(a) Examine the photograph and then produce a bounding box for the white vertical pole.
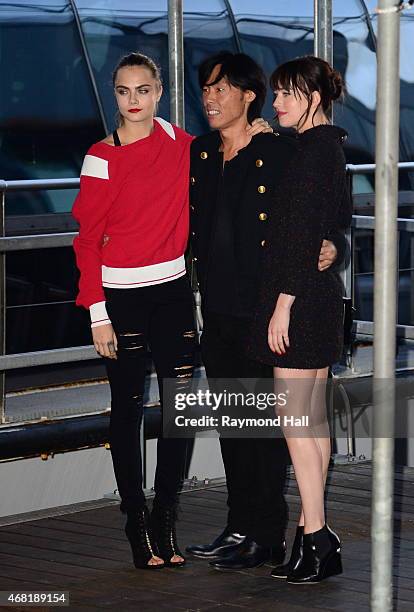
[371,1,400,610]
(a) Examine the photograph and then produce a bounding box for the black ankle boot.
[271,526,304,579]
[151,506,185,567]
[125,507,165,570]
[326,524,341,552]
[287,525,342,584]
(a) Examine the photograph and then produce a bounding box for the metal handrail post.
[314,0,333,126]
[371,1,400,610]
[0,189,5,424]
[314,0,333,65]
[168,0,185,128]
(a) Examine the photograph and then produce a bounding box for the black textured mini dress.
[247,125,352,369]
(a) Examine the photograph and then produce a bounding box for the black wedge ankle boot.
[151,506,186,567]
[125,507,165,570]
[287,525,342,584]
[326,524,341,552]
[271,526,304,579]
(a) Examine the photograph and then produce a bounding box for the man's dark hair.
[198,52,267,124]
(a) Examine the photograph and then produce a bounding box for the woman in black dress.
[248,56,352,584]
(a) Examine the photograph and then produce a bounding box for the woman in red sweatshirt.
[72,53,195,570]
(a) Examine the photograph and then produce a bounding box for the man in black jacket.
[186,52,346,571]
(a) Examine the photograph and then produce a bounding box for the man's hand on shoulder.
[318,239,337,271]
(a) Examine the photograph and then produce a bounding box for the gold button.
[193,257,198,262]
[261,240,266,246]
[200,152,208,159]
[190,177,196,185]
[259,212,267,221]
[258,185,266,194]
[256,159,263,167]
[104,442,111,449]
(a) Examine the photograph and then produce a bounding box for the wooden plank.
[0,531,127,564]
[14,518,127,542]
[0,540,124,571]
[332,464,414,483]
[0,551,103,580]
[0,564,72,588]
[1,524,128,552]
[0,464,413,611]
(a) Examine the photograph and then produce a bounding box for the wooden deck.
[0,462,413,611]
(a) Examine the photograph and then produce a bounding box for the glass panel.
[6,244,91,353]
[235,15,314,121]
[353,228,374,322]
[233,1,413,196]
[183,3,239,135]
[398,228,414,326]
[230,0,364,17]
[0,0,104,213]
[359,6,414,190]
[399,10,414,189]
[0,0,105,361]
[353,225,414,327]
[332,14,377,195]
[234,6,377,186]
[76,0,238,137]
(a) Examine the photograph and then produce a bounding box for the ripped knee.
[118,332,145,351]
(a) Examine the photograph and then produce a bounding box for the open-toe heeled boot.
[125,506,165,570]
[151,506,186,567]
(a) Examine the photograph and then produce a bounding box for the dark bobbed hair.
[112,52,162,87]
[198,52,267,124]
[270,55,345,128]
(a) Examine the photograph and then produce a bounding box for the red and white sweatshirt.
[72,117,193,327]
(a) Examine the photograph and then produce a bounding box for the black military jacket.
[189,130,346,318]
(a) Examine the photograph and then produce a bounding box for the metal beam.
[0,179,80,192]
[0,346,97,371]
[371,1,401,610]
[168,0,185,128]
[0,409,164,460]
[68,0,108,135]
[0,234,77,252]
[222,0,243,53]
[0,161,412,193]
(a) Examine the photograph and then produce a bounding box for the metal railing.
[0,162,414,420]
[352,214,414,341]
[0,178,81,425]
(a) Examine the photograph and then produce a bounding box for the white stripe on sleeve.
[154,117,176,140]
[89,301,110,326]
[81,155,109,180]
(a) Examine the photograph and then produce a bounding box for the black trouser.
[200,311,289,546]
[103,276,196,515]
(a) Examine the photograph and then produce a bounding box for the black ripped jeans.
[103,276,196,515]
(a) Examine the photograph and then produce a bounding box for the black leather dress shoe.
[209,538,277,571]
[185,528,246,559]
